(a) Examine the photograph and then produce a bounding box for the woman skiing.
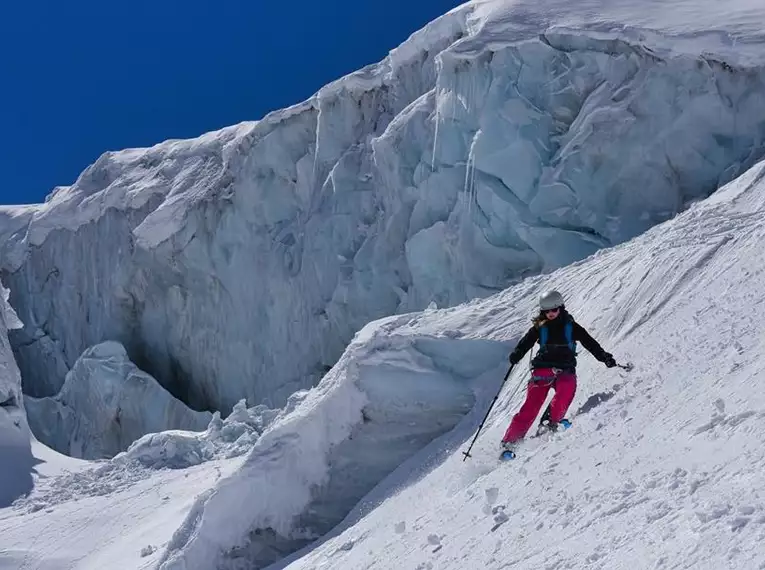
[501,290,616,457]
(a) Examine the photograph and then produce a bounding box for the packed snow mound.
[157,323,509,570]
[4,1,765,419]
[25,341,212,459]
[274,158,765,570]
[0,280,33,508]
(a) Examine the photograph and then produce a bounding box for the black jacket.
[509,311,611,371]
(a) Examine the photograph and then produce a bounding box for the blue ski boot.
[536,418,572,437]
[499,441,517,461]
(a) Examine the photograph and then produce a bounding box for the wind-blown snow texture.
[162,157,765,570]
[4,0,765,425]
[24,341,212,460]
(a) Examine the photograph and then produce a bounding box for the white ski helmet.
[539,289,564,310]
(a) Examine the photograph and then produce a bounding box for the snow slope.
[5,0,765,433]
[154,158,765,569]
[269,155,765,570]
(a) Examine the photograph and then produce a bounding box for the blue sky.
[0,1,461,205]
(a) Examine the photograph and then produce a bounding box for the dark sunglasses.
[544,307,561,314]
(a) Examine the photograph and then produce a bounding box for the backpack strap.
[539,319,576,352]
[564,320,576,352]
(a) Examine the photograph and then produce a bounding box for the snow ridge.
[157,319,508,570]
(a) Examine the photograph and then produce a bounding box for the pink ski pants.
[502,368,577,444]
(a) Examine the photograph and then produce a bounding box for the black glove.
[603,354,617,368]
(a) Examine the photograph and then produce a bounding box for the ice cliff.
[3,0,765,441]
[3,0,765,568]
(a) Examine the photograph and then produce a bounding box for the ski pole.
[462,364,516,461]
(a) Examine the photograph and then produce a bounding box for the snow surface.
[0,455,245,570]
[5,0,765,427]
[467,0,765,65]
[24,341,212,459]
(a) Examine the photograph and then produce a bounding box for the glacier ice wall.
[3,10,765,422]
[25,341,212,459]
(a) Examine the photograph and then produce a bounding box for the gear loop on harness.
[530,367,565,386]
